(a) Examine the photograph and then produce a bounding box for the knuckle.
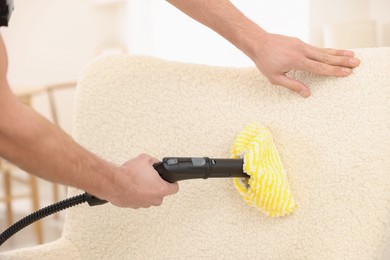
[338,66,350,75]
[291,37,301,44]
[138,153,149,161]
[342,56,352,66]
[317,62,327,74]
[323,54,330,64]
[293,38,305,50]
[161,185,170,195]
[321,48,333,65]
[153,198,163,206]
[289,81,298,91]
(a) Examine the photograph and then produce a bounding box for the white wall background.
[370,0,390,46]
[1,0,128,89]
[310,0,371,47]
[311,0,390,48]
[0,0,128,132]
[128,0,310,67]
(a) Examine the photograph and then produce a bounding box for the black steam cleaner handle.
[86,157,248,206]
[154,157,247,182]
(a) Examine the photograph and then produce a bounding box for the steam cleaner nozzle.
[154,157,247,183]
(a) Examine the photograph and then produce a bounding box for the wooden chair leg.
[52,183,60,219]
[3,169,13,226]
[29,175,44,244]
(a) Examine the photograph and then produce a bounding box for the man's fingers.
[306,47,360,69]
[165,182,179,195]
[297,45,360,77]
[136,153,160,165]
[273,76,310,98]
[309,46,355,57]
[302,59,353,77]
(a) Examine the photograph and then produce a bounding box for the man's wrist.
[77,153,120,201]
[234,23,269,62]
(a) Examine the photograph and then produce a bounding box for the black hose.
[0,193,88,247]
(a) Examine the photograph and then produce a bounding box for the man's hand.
[166,0,361,98]
[106,154,179,208]
[249,33,361,97]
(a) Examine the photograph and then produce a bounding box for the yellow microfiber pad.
[231,123,297,217]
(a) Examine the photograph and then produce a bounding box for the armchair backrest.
[63,48,390,259]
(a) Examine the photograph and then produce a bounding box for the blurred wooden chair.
[0,82,77,245]
[0,158,41,243]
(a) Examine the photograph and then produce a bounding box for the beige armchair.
[1,48,389,259]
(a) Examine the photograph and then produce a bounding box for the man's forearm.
[166,0,266,59]
[0,82,117,200]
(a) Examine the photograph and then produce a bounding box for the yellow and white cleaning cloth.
[231,123,297,217]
